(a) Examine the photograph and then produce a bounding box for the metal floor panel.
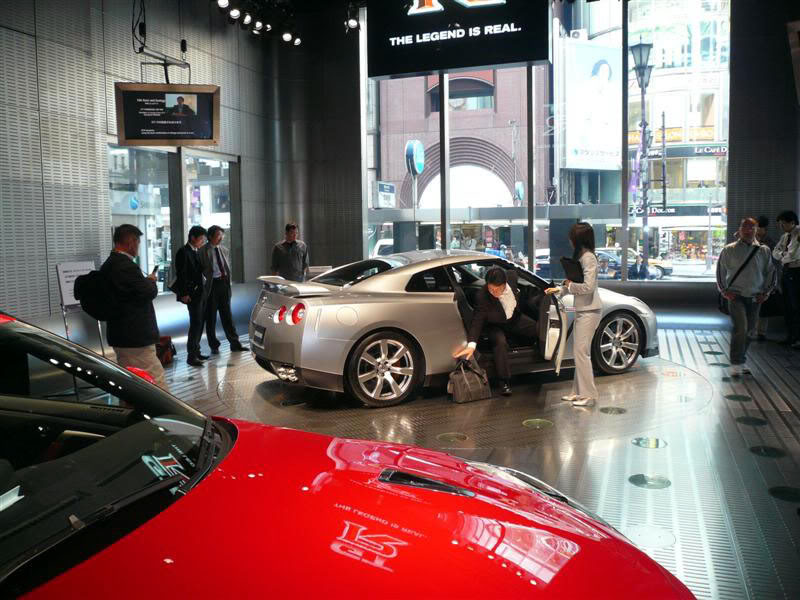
[167,332,800,599]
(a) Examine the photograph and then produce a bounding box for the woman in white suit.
[545,222,603,406]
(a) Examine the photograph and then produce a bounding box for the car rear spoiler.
[257,276,333,298]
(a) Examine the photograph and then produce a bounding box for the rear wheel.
[592,312,642,374]
[346,331,423,407]
[655,266,665,279]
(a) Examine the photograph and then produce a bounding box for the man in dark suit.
[174,225,209,367]
[202,225,248,354]
[101,224,167,389]
[454,266,539,396]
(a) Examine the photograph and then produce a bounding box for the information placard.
[367,0,550,79]
[56,262,95,308]
[115,83,220,146]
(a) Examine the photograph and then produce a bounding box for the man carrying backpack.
[100,224,167,389]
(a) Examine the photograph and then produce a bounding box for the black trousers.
[783,268,800,342]
[205,277,240,349]
[187,296,206,360]
[485,314,539,381]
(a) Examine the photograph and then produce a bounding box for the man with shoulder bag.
[716,218,776,377]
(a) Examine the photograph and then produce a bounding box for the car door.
[513,266,568,375]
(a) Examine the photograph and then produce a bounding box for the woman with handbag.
[545,222,602,407]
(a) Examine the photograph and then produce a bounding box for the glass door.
[182,151,233,257]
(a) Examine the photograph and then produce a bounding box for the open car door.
[537,293,568,375]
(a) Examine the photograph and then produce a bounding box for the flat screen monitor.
[114,83,220,146]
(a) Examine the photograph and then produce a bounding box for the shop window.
[429,79,495,113]
[108,146,171,292]
[184,154,232,258]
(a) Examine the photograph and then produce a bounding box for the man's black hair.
[207,225,224,240]
[113,224,143,245]
[757,215,769,228]
[285,222,298,233]
[486,266,507,286]
[777,210,799,225]
[188,225,207,241]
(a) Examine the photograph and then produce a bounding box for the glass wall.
[108,146,171,292]
[362,0,730,283]
[183,153,233,256]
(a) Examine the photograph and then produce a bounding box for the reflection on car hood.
[28,420,691,599]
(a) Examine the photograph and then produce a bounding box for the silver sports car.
[249,251,659,407]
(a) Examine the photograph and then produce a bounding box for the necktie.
[216,247,227,278]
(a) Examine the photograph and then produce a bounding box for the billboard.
[367,0,550,79]
[115,83,220,146]
[563,39,622,171]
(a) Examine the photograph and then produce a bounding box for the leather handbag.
[448,356,492,404]
[718,246,759,315]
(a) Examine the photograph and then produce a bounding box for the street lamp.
[630,36,654,272]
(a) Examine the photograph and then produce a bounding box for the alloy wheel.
[599,315,640,370]
[357,339,415,402]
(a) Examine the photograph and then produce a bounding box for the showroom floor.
[165,329,800,600]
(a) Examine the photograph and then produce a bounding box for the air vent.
[378,469,475,498]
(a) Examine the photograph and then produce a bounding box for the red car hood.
[26,419,693,599]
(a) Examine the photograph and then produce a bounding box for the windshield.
[0,318,211,581]
[312,258,407,287]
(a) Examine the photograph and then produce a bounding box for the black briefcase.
[448,357,492,404]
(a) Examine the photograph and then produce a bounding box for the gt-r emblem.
[407,0,507,16]
[331,521,409,572]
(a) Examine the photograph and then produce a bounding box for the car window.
[378,245,394,256]
[312,258,407,287]
[406,268,453,293]
[0,318,216,587]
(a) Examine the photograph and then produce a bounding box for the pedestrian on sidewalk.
[773,210,800,348]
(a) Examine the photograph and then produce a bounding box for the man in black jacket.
[454,267,538,396]
[100,224,167,389]
[174,225,209,367]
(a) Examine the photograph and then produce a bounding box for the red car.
[0,314,694,598]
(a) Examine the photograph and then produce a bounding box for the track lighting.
[282,31,293,43]
[242,12,252,25]
[254,20,263,31]
[293,36,302,46]
[227,7,240,24]
[216,0,229,9]
[345,3,359,31]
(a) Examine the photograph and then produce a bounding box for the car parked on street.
[0,313,691,599]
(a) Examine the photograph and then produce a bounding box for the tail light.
[0,315,16,324]
[126,366,156,385]
[274,305,288,324]
[288,303,306,326]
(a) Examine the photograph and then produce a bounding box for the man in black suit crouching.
[454,266,538,396]
[174,225,209,367]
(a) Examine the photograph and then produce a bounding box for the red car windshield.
[0,318,213,586]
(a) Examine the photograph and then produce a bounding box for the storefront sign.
[632,204,726,218]
[630,144,728,159]
[367,0,549,78]
[115,83,220,146]
[376,182,397,208]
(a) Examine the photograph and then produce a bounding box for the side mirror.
[126,366,156,385]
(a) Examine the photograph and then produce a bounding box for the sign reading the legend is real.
[367,0,550,78]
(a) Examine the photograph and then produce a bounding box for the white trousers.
[113,345,169,391]
[571,309,602,399]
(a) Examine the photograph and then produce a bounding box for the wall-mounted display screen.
[367,0,550,79]
[114,83,220,146]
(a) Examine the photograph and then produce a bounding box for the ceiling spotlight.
[345,3,359,31]
[282,31,293,42]
[265,23,273,32]
[254,20,263,31]
[216,0,229,8]
[293,36,302,46]
[229,8,240,19]
[242,13,252,25]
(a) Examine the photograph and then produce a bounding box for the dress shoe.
[561,394,578,402]
[197,354,211,360]
[187,357,205,367]
[501,383,512,396]
[210,347,220,355]
[571,396,594,407]
[231,344,248,352]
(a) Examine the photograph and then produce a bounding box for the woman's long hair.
[569,222,596,260]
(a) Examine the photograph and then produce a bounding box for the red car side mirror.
[126,366,156,385]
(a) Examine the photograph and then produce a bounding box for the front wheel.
[655,266,665,279]
[592,312,642,374]
[346,331,424,407]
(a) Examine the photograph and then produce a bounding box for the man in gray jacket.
[717,217,776,377]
